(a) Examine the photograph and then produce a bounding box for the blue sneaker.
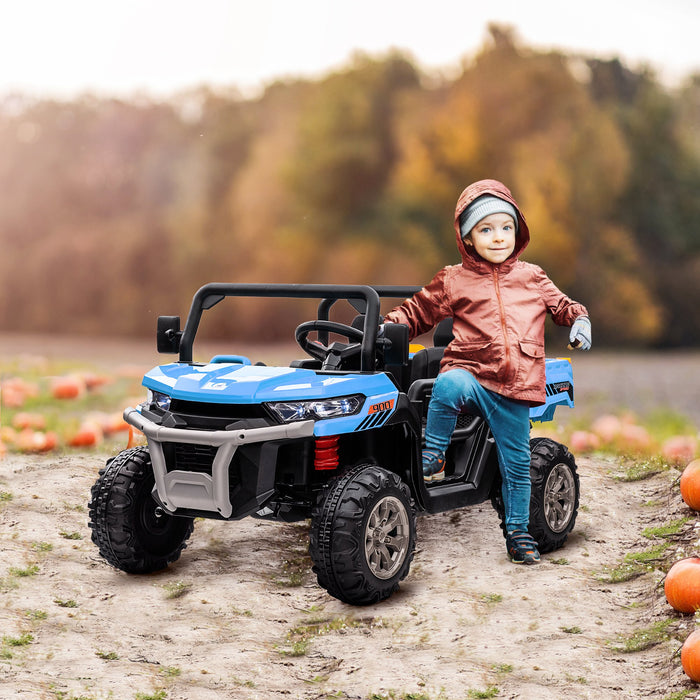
[422,450,446,482]
[506,530,541,564]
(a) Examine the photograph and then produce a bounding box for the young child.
[383,179,591,565]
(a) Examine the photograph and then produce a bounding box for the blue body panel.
[142,355,573,435]
[530,358,574,423]
[142,362,399,436]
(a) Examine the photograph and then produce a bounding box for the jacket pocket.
[518,339,545,359]
[450,339,493,355]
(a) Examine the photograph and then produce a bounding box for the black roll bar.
[178,283,390,371]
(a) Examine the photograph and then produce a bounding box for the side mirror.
[157,316,182,354]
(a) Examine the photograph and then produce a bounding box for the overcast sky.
[2,0,699,99]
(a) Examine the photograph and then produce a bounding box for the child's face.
[465,213,517,264]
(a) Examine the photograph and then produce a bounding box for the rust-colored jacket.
[385,179,588,406]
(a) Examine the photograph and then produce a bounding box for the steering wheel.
[295,320,365,367]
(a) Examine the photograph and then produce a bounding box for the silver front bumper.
[124,407,315,518]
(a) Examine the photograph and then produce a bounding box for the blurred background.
[0,0,699,348]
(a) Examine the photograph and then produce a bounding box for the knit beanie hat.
[459,195,519,240]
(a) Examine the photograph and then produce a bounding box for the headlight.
[266,395,363,423]
[144,389,172,412]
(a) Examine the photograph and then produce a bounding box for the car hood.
[142,362,391,403]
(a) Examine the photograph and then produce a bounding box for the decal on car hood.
[142,362,393,403]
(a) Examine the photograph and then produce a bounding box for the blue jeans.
[425,369,531,531]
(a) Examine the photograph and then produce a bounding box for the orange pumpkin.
[51,375,86,400]
[665,558,700,613]
[682,629,700,681]
[67,422,103,448]
[15,429,57,453]
[12,412,46,431]
[681,459,700,511]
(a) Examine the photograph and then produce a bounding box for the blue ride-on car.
[89,283,580,605]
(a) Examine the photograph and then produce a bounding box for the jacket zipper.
[493,267,511,384]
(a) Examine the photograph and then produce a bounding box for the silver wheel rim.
[364,496,410,580]
[544,463,576,533]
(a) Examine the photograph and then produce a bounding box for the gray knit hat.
[459,195,519,240]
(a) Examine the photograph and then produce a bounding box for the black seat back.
[409,318,454,384]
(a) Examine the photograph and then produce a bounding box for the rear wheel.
[309,464,416,605]
[491,437,579,553]
[88,447,194,573]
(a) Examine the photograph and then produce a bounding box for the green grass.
[9,564,40,577]
[614,456,672,482]
[610,619,674,652]
[31,541,53,553]
[597,541,672,584]
[642,517,690,539]
[25,609,47,621]
[95,650,119,660]
[1,632,34,658]
[279,615,369,657]
[135,691,167,700]
[161,580,191,599]
[467,688,499,699]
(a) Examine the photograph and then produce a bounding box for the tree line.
[1,25,698,347]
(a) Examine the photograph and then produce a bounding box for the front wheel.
[309,464,416,605]
[88,447,195,573]
[491,437,580,554]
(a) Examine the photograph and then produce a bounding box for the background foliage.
[1,26,698,347]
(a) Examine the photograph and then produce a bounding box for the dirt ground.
[1,337,699,699]
[0,449,695,700]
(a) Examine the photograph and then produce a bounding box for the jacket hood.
[453,179,530,267]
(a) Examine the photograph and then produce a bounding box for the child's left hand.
[568,316,592,350]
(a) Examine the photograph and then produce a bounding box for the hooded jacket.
[384,179,588,406]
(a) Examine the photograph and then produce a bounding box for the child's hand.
[568,317,591,350]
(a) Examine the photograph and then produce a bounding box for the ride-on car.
[89,283,580,605]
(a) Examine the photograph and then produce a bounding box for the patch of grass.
[596,542,670,583]
[59,530,83,540]
[598,559,646,583]
[161,580,191,599]
[479,593,503,604]
[54,598,79,608]
[560,625,583,634]
[0,491,13,504]
[135,691,167,700]
[9,564,40,578]
[95,649,119,660]
[369,694,438,700]
[642,517,690,539]
[3,632,34,647]
[646,409,697,444]
[662,690,694,700]
[614,456,671,482]
[549,557,569,565]
[279,615,369,657]
[31,541,53,553]
[25,609,47,621]
[610,619,674,653]
[468,687,499,699]
[491,663,513,673]
[625,542,670,563]
[1,632,34,658]
[160,666,181,678]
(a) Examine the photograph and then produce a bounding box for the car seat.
[408,318,454,384]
